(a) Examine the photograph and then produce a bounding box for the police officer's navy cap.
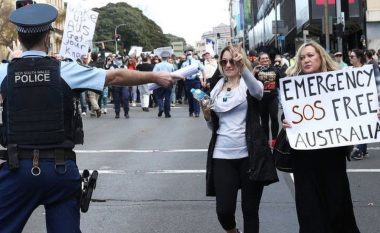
[160,50,171,58]
[9,3,58,34]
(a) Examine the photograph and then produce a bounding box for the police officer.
[0,4,181,233]
[153,50,175,118]
[181,49,206,117]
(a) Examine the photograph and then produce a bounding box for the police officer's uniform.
[181,50,205,117]
[0,4,106,233]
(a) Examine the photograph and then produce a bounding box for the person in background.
[283,41,362,233]
[103,56,117,113]
[200,44,277,233]
[182,49,206,117]
[368,49,378,64]
[366,49,377,66]
[136,55,154,112]
[349,49,369,160]
[176,54,186,104]
[168,55,178,107]
[273,54,288,109]
[87,52,102,118]
[78,54,90,116]
[333,51,348,69]
[273,54,288,76]
[153,51,174,118]
[202,51,218,92]
[247,49,258,68]
[127,57,138,107]
[253,52,281,147]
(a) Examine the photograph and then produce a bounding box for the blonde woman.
[283,41,360,233]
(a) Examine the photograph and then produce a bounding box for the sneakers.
[363,152,369,158]
[236,229,243,233]
[142,107,149,112]
[131,102,136,107]
[350,148,363,160]
[81,112,87,116]
[102,108,107,114]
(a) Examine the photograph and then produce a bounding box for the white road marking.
[75,149,207,153]
[347,169,380,172]
[81,169,380,175]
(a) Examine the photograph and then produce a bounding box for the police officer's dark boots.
[115,112,120,119]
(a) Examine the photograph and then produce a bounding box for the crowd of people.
[35,44,219,120]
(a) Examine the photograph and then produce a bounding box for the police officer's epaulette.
[78,63,94,69]
[61,58,73,62]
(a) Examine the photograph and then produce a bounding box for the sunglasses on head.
[219,59,235,67]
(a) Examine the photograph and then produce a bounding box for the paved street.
[23,104,379,233]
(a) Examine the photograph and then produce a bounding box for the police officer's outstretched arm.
[105,68,183,87]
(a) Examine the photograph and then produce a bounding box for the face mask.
[115,60,122,67]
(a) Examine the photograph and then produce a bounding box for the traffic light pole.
[324,0,330,52]
[114,24,127,54]
[336,0,343,53]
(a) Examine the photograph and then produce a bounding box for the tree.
[92,2,185,53]
[0,0,17,49]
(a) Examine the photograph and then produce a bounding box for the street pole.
[114,24,127,54]
[274,0,278,49]
[324,0,330,52]
[336,0,343,53]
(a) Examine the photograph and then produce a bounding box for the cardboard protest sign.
[59,2,98,60]
[280,65,380,150]
[154,47,173,57]
[128,46,143,57]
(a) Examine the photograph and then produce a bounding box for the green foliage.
[165,33,186,44]
[93,2,185,54]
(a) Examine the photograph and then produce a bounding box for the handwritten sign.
[59,2,98,60]
[128,46,143,57]
[154,47,173,57]
[280,65,380,150]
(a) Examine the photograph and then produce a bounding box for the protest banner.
[128,46,143,57]
[154,47,173,57]
[59,2,98,60]
[280,65,380,150]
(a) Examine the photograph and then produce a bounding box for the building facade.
[39,0,65,55]
[366,0,380,50]
[0,0,65,60]
[196,23,231,56]
[233,0,375,57]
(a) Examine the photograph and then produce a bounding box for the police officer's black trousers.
[0,159,82,233]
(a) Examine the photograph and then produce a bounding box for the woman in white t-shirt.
[201,45,278,233]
